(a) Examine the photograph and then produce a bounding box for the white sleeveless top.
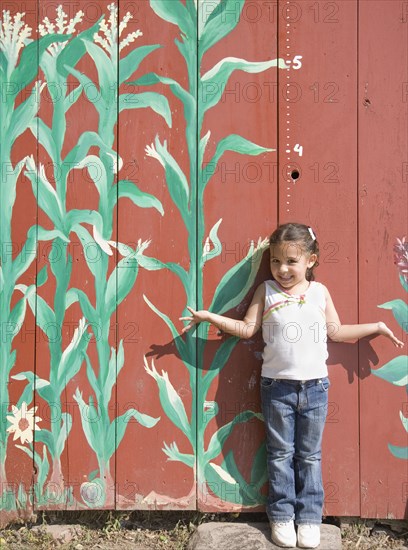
[261,280,328,380]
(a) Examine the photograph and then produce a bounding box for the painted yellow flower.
[6,402,42,444]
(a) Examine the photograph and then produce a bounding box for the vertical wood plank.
[0,0,38,524]
[34,0,118,510]
[116,0,196,509]
[359,0,408,519]
[278,0,360,516]
[197,0,279,511]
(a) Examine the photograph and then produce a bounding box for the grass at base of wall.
[0,510,407,549]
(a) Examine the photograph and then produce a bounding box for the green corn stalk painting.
[1,3,169,512]
[372,237,408,460]
[50,3,168,508]
[134,0,287,507]
[0,8,74,509]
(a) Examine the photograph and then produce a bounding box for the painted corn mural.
[2,2,166,512]
[372,237,408,460]
[137,0,286,509]
[0,0,407,522]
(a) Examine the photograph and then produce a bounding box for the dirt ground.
[0,512,407,549]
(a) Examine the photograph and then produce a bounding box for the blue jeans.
[260,377,329,525]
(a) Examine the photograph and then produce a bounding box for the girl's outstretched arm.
[180,283,265,339]
[324,286,405,348]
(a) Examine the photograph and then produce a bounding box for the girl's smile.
[270,241,317,294]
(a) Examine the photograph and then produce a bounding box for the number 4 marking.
[294,144,303,157]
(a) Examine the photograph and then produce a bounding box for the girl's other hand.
[377,321,405,348]
[179,306,209,334]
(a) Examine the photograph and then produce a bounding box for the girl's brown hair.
[269,222,320,281]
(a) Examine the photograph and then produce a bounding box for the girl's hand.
[179,306,209,334]
[377,322,405,348]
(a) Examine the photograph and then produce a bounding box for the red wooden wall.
[0,0,407,525]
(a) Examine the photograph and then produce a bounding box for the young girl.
[181,222,404,549]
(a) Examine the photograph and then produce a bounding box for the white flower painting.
[6,402,42,445]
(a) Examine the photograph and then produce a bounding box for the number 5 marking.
[292,55,303,70]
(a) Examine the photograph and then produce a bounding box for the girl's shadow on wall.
[145,333,380,382]
[327,335,379,383]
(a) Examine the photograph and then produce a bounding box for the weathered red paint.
[359,0,408,520]
[2,0,406,522]
[278,0,360,517]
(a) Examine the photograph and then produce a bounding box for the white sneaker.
[297,524,321,548]
[270,520,297,547]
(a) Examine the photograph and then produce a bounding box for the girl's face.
[269,241,317,292]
